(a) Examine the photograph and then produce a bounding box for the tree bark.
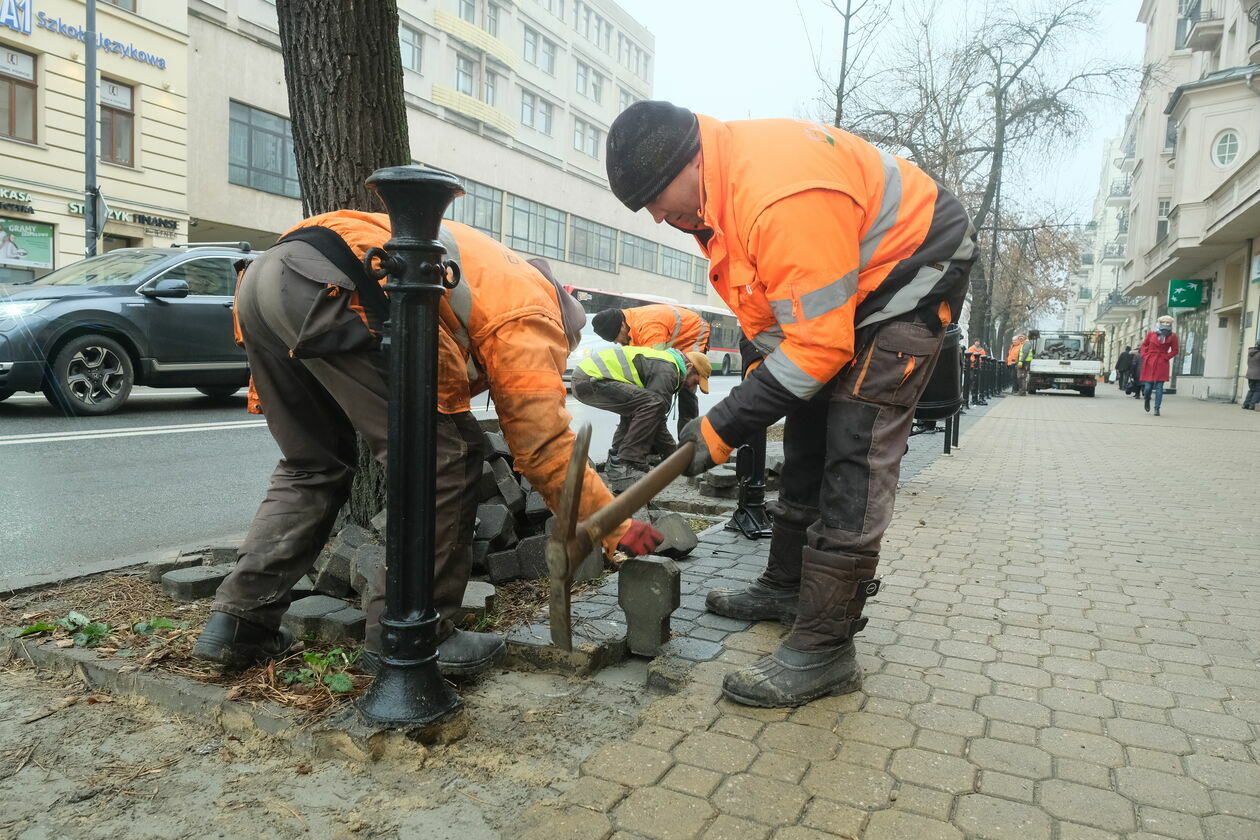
[275,0,410,526]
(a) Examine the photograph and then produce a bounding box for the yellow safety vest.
[578,346,685,386]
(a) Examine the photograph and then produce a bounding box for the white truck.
[1026,331,1106,397]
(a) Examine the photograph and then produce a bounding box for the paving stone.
[319,606,366,640]
[887,747,976,793]
[478,461,497,501]
[474,503,517,549]
[460,581,496,621]
[1105,718,1192,754]
[1114,767,1213,815]
[1185,754,1260,794]
[280,595,350,638]
[864,810,962,840]
[368,508,386,537]
[660,763,723,798]
[160,564,233,601]
[1138,806,1207,840]
[756,721,839,761]
[954,793,1053,840]
[712,773,809,825]
[524,491,551,527]
[673,730,758,774]
[701,816,769,840]
[582,741,674,787]
[1039,687,1116,718]
[347,543,385,595]
[655,636,723,663]
[909,703,986,737]
[1037,728,1124,766]
[483,431,512,461]
[617,555,681,657]
[565,776,628,813]
[801,799,866,836]
[515,535,549,580]
[506,616,625,675]
[863,673,931,703]
[966,737,1052,779]
[832,712,916,748]
[1038,779,1136,833]
[1169,708,1256,741]
[976,770,1035,802]
[748,749,809,783]
[801,759,895,809]
[976,695,1052,727]
[613,787,715,840]
[486,549,520,584]
[650,512,699,559]
[1202,815,1260,840]
[491,458,526,515]
[146,552,204,582]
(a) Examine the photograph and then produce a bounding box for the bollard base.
[357,660,464,730]
[726,504,773,539]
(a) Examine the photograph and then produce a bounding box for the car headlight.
[0,300,52,321]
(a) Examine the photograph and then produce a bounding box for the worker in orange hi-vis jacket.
[604,101,976,708]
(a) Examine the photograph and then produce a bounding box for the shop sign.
[0,216,53,269]
[67,202,181,238]
[0,44,34,80]
[0,186,35,215]
[0,0,31,37]
[33,12,168,70]
[1167,278,1207,309]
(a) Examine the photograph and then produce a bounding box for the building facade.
[0,0,189,284]
[2,0,719,306]
[1084,0,1260,400]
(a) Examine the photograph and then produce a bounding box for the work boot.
[1154,407,1161,416]
[706,516,809,626]
[1144,393,1151,412]
[192,611,298,669]
[721,640,861,707]
[358,629,506,677]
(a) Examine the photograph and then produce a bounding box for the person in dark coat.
[1116,346,1133,391]
[1127,351,1143,398]
[1243,338,1260,410]
[1140,316,1179,415]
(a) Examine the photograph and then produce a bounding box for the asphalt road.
[0,379,738,583]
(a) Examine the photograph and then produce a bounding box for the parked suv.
[0,244,254,415]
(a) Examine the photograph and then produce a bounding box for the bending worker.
[571,345,710,482]
[591,303,711,436]
[193,210,663,673]
[605,101,975,708]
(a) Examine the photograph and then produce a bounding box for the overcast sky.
[614,0,1147,219]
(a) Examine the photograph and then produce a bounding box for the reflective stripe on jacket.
[624,304,710,352]
[692,115,974,406]
[578,345,686,386]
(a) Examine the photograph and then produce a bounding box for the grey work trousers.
[570,370,675,465]
[212,240,484,649]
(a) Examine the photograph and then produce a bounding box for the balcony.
[430,85,516,135]
[433,9,518,70]
[1095,291,1142,324]
[1185,0,1224,51]
[1106,178,1132,206]
[1102,242,1126,263]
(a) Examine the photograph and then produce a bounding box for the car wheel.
[721,355,732,376]
[196,385,242,399]
[43,335,134,416]
[1081,387,1095,397]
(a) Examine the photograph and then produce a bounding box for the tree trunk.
[275,0,410,526]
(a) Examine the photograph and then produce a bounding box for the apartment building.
[0,0,189,284]
[1084,0,1260,399]
[187,0,716,305]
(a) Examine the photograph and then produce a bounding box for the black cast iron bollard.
[726,429,774,539]
[357,165,466,728]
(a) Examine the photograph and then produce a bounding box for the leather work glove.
[618,520,665,556]
[678,416,733,477]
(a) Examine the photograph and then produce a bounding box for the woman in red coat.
[1140,315,1179,416]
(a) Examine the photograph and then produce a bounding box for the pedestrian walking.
[1116,345,1133,391]
[570,344,710,481]
[1140,315,1179,416]
[604,101,974,707]
[1128,351,1144,398]
[1243,337,1260,410]
[592,303,710,437]
[192,211,662,675]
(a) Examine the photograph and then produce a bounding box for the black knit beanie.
[606,101,700,211]
[592,309,626,342]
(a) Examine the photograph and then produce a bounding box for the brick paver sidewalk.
[522,389,1260,840]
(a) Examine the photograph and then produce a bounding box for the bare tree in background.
[802,0,890,125]
[275,0,411,525]
[987,209,1081,343]
[831,0,1133,347]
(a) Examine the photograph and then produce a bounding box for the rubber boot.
[721,547,877,707]
[1144,392,1151,412]
[706,518,808,626]
[192,611,299,669]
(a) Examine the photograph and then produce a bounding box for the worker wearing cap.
[571,345,711,482]
[592,304,711,437]
[604,101,975,707]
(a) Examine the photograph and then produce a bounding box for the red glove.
[618,520,664,556]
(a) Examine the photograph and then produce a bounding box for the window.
[0,46,36,144]
[575,60,604,102]
[159,258,236,297]
[458,0,476,23]
[542,0,565,19]
[1165,118,1178,150]
[445,178,503,240]
[570,216,616,271]
[228,101,300,198]
[617,34,649,79]
[691,256,708,293]
[399,24,423,73]
[523,27,557,74]
[618,87,638,114]
[520,90,554,135]
[1175,0,1192,49]
[573,117,601,157]
[507,194,566,260]
[620,233,658,272]
[1213,130,1240,167]
[455,54,475,96]
[100,79,134,166]
[574,2,612,51]
[486,3,500,36]
[483,69,499,105]
[661,246,691,282]
[1157,199,1171,241]
[101,0,136,10]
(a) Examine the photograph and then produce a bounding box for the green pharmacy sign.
[0,216,53,269]
[1167,278,1206,309]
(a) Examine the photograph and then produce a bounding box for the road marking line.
[0,419,268,445]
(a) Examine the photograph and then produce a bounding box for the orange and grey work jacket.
[241,210,628,552]
[624,303,710,353]
[687,116,975,457]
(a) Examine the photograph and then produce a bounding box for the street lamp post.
[84,0,99,257]
[356,165,465,728]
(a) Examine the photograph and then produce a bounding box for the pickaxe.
[546,422,694,650]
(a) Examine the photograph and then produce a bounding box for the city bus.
[562,284,744,377]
